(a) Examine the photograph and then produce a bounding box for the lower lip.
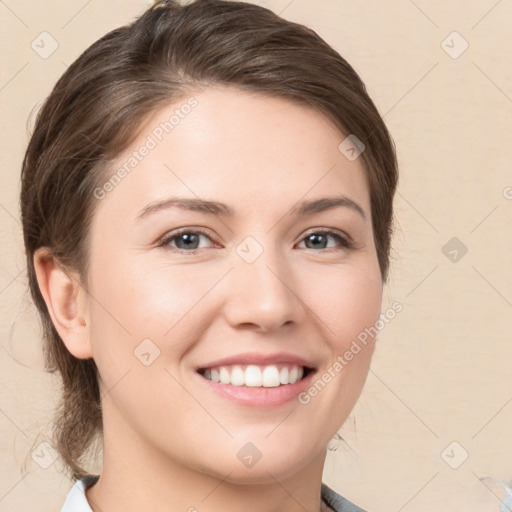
[195,370,316,407]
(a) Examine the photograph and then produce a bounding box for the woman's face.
[84,85,382,483]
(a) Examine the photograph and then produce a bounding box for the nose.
[222,240,303,332]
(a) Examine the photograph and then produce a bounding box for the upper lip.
[196,352,316,370]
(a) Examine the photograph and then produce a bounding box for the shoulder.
[321,482,368,512]
[61,475,100,512]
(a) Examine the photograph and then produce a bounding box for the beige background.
[1,0,511,511]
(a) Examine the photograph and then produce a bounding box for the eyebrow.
[135,195,367,221]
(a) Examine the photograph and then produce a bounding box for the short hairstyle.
[20,0,398,479]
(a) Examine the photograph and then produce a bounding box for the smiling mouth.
[197,363,314,388]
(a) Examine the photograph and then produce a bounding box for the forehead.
[92,85,370,223]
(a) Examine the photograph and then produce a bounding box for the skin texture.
[34,84,383,512]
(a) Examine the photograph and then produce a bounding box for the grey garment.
[63,475,366,512]
[321,483,367,512]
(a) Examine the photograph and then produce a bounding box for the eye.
[297,229,354,251]
[158,227,355,254]
[158,229,217,253]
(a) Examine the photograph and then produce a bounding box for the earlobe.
[33,247,93,359]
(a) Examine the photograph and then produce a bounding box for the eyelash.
[157,228,355,254]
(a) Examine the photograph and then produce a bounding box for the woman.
[20,1,398,511]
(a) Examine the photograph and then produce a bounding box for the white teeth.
[202,364,306,387]
[219,367,230,384]
[230,365,245,386]
[245,365,262,387]
[262,365,280,387]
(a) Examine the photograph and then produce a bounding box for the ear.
[33,247,93,359]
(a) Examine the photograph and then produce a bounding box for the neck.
[85,403,329,512]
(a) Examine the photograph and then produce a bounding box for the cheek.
[295,265,381,432]
[89,248,382,353]
[90,253,201,331]
[304,260,383,351]
[87,257,223,371]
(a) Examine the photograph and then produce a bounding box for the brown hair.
[20,0,398,480]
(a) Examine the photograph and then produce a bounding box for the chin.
[210,457,315,486]
[194,435,325,485]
